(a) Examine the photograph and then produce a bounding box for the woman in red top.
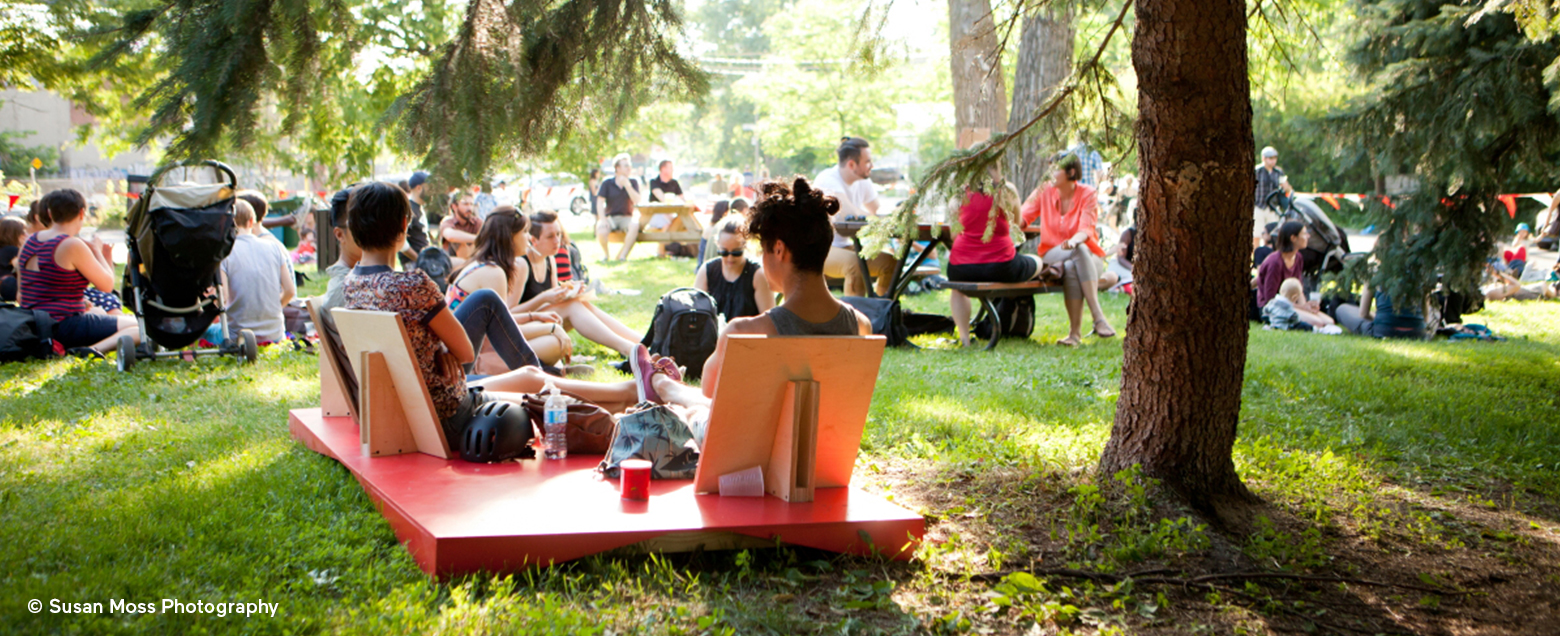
[18,189,139,354]
[947,166,1041,346]
[1019,154,1116,346]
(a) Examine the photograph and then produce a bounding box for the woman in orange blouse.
[1019,154,1117,346]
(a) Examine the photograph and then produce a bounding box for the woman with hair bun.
[459,177,871,433]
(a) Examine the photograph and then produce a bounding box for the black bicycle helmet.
[460,400,535,463]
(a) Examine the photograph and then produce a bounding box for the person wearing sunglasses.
[694,216,775,322]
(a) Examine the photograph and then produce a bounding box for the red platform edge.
[288,408,925,577]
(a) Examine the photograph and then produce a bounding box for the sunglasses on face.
[717,249,744,258]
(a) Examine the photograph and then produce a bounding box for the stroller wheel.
[116,335,136,372]
[239,329,258,364]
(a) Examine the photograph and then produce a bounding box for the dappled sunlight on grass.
[0,356,84,401]
[5,240,1560,633]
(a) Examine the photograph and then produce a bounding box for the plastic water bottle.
[543,381,567,460]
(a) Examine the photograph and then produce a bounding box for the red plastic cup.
[620,459,651,500]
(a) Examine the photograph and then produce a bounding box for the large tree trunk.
[948,0,1008,143]
[1005,10,1073,196]
[1097,0,1259,520]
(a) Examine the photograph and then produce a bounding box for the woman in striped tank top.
[18,189,139,354]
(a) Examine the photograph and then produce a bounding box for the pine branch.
[871,0,1131,251]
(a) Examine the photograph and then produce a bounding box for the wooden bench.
[939,280,1063,351]
[284,331,924,573]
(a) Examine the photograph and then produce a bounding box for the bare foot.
[1056,335,1081,347]
[1091,320,1117,338]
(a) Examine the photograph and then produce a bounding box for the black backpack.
[840,296,912,347]
[414,246,454,293]
[0,304,58,363]
[640,287,721,380]
[973,296,1035,340]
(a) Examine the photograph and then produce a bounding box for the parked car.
[520,173,591,215]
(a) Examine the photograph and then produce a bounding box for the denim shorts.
[53,313,122,348]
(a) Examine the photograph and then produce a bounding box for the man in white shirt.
[221,199,296,344]
[814,137,896,297]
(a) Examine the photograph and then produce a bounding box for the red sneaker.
[628,345,662,404]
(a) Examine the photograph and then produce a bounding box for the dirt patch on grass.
[857,456,1560,635]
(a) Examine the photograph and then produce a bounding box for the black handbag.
[840,296,911,347]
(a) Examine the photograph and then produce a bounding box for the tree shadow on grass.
[1242,331,1560,521]
[869,452,1560,635]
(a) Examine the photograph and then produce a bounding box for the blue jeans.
[453,289,541,372]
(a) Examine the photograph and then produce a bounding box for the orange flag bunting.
[1497,194,1518,218]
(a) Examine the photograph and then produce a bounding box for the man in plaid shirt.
[1067,140,1105,187]
[1254,146,1292,211]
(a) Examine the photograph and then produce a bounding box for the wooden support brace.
[360,351,418,457]
[320,344,353,417]
[766,380,820,503]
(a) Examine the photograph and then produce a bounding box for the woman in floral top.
[343,182,506,440]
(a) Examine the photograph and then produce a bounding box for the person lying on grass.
[461,177,871,440]
[1482,262,1558,302]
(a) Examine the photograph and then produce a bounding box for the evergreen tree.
[1332,0,1560,303]
[80,0,706,183]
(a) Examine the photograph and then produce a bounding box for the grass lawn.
[3,232,1559,634]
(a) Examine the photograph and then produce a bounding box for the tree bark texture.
[1098,0,1258,516]
[1005,10,1073,196]
[948,0,1009,138]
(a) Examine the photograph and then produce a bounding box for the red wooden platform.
[289,408,925,577]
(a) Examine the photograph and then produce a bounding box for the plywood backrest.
[329,308,449,458]
[308,297,357,419]
[692,335,886,495]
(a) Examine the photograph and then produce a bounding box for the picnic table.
[832,220,1042,301]
[633,202,703,243]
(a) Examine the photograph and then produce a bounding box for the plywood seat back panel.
[693,335,886,495]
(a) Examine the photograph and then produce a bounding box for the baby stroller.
[116,160,256,371]
[1260,191,1353,286]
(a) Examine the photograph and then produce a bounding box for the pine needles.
[83,0,708,184]
[1330,0,1560,303]
[867,0,1131,252]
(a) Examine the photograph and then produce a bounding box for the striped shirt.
[18,235,89,320]
[554,245,573,283]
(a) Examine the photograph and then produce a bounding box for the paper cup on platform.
[718,465,765,497]
[620,459,652,500]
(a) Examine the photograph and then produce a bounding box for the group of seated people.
[1482,222,1559,302]
[592,156,705,262]
[1248,216,1560,338]
[943,154,1126,347]
[320,172,781,382]
[332,176,867,446]
[4,191,140,355]
[0,187,308,356]
[1253,220,1427,337]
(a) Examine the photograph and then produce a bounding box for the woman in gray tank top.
[767,305,859,336]
[469,176,869,420]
